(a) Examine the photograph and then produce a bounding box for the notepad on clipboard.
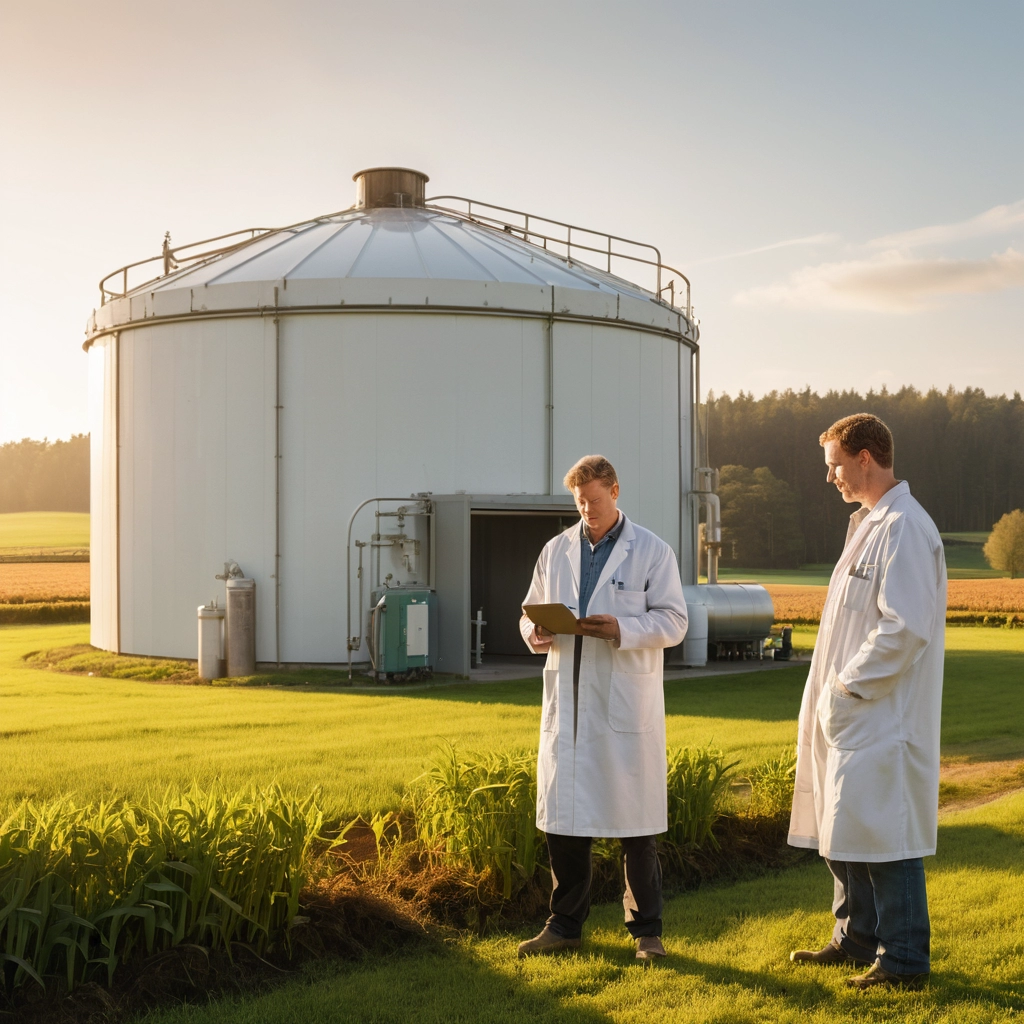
[523,603,582,635]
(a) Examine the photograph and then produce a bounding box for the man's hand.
[578,614,620,646]
[530,624,555,649]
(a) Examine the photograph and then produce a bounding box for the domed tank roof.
[87,172,695,344]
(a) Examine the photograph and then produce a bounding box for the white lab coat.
[789,481,947,862]
[519,515,688,837]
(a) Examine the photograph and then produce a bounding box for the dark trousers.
[826,857,930,975]
[544,832,663,939]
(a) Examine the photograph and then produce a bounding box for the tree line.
[0,436,90,513]
[707,386,1024,567]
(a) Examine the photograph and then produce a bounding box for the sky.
[1,0,1021,443]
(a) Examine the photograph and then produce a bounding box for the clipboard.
[523,603,581,635]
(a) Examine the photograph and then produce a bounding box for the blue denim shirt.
[578,512,625,618]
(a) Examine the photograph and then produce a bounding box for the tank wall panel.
[110,309,689,662]
[278,313,547,663]
[88,338,118,650]
[551,322,683,557]
[118,320,275,659]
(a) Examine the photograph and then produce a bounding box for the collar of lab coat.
[565,513,636,600]
[845,480,909,546]
[863,479,910,523]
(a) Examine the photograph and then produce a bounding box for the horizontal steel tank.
[680,584,775,665]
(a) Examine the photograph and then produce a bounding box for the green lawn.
[141,790,1024,1024]
[714,566,836,586]
[3,624,1022,817]
[0,510,90,553]
[0,624,809,816]
[4,622,1023,1021]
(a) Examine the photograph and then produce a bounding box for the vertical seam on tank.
[114,330,122,654]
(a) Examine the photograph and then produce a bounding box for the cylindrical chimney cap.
[353,167,429,209]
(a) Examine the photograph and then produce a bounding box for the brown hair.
[563,455,618,491]
[819,413,894,469]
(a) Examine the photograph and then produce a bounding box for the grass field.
[719,532,1009,584]
[138,790,1024,1024]
[3,622,1022,1021]
[2,624,1022,817]
[0,510,89,553]
[0,624,808,815]
[716,566,836,586]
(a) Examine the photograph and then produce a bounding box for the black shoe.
[846,960,929,991]
[517,927,581,959]
[790,939,873,967]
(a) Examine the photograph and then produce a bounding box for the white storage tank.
[85,168,700,675]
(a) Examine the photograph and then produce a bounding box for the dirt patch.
[939,757,1024,812]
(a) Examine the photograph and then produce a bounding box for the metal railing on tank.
[98,228,278,306]
[426,195,692,318]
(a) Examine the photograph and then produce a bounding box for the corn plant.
[745,747,797,818]
[408,743,540,900]
[0,785,331,994]
[664,746,736,852]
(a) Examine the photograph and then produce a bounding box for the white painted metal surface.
[88,207,695,341]
[406,603,429,657]
[86,187,698,664]
[88,338,118,651]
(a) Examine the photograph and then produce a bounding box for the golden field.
[0,561,90,602]
[766,578,1024,624]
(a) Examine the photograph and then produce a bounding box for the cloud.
[869,200,1024,250]
[734,248,1024,312]
[690,232,839,267]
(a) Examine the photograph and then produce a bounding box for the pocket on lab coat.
[816,669,884,750]
[612,590,647,617]
[842,575,874,613]
[608,671,657,733]
[542,668,558,733]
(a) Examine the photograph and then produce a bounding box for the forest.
[0,435,90,513]
[708,386,1024,565]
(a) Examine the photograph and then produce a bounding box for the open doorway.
[470,511,578,656]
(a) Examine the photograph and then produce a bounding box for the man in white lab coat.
[789,414,946,991]
[516,455,688,961]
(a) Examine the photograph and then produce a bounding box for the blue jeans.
[826,858,930,975]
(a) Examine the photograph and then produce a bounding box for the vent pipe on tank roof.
[353,167,429,209]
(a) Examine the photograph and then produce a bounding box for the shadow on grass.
[933,821,1024,873]
[301,665,811,722]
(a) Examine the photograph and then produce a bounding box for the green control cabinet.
[369,589,438,681]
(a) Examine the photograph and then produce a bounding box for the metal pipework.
[471,608,487,667]
[346,497,433,681]
[693,467,722,584]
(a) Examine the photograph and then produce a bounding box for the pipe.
[84,305,699,352]
[691,346,701,584]
[346,497,432,681]
[546,316,554,495]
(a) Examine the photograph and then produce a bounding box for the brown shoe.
[846,960,929,991]
[517,927,581,959]
[636,936,667,960]
[790,939,873,967]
